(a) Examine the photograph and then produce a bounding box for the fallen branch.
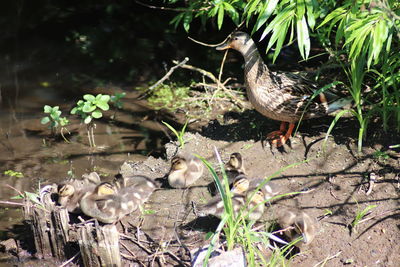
[147,57,189,93]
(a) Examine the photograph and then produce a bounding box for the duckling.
[168,155,204,188]
[114,174,158,205]
[80,182,137,224]
[276,208,316,246]
[244,190,265,221]
[197,190,265,221]
[57,172,101,213]
[217,32,351,146]
[225,152,246,174]
[231,175,282,201]
[196,194,245,219]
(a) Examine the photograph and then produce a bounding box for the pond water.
[0,80,169,235]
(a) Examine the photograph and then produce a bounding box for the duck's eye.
[233,37,238,41]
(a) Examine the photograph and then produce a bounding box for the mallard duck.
[167,155,204,188]
[276,208,316,245]
[232,174,282,201]
[197,190,265,221]
[57,172,101,213]
[224,152,246,184]
[114,174,158,204]
[217,31,351,146]
[80,182,137,224]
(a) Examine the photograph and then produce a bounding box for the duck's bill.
[216,43,231,50]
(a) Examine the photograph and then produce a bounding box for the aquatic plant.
[71,94,110,147]
[41,105,70,141]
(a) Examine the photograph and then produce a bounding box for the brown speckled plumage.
[217,32,350,145]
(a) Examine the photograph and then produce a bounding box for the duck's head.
[232,175,250,194]
[95,182,116,196]
[227,152,243,170]
[247,190,264,206]
[216,31,252,52]
[58,184,75,197]
[170,157,188,171]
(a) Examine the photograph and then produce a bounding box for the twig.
[147,57,189,93]
[120,233,153,255]
[365,172,377,195]
[0,200,24,206]
[172,61,245,108]
[313,250,342,267]
[135,0,210,12]
[357,208,399,225]
[59,251,80,267]
[5,184,23,196]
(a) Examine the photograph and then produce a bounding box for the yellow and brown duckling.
[224,152,246,184]
[276,208,316,246]
[217,31,351,146]
[168,155,204,188]
[114,174,158,204]
[57,172,101,213]
[232,174,282,201]
[79,182,137,224]
[197,190,265,221]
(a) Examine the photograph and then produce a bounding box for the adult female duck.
[217,31,350,146]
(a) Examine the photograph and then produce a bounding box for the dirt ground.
[114,110,400,266]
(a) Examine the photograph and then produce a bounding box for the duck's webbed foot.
[266,122,295,147]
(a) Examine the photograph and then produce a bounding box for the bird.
[216,31,351,146]
[224,152,246,183]
[167,154,204,188]
[232,174,282,201]
[275,208,316,246]
[114,174,158,205]
[79,182,137,224]
[57,172,101,213]
[196,189,265,221]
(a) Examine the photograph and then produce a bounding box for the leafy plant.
[4,170,23,178]
[162,120,189,148]
[165,0,400,152]
[197,149,306,265]
[71,94,110,147]
[110,92,126,109]
[41,105,70,141]
[350,202,377,233]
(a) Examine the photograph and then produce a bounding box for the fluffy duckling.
[232,175,282,201]
[197,190,265,221]
[196,194,245,219]
[276,208,316,246]
[114,174,158,205]
[57,172,101,213]
[80,182,137,224]
[168,155,204,188]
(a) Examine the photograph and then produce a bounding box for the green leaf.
[82,103,96,113]
[70,107,78,114]
[170,13,184,29]
[296,0,306,18]
[43,105,52,113]
[296,15,310,59]
[96,102,109,111]
[84,116,92,124]
[183,12,193,32]
[91,110,103,119]
[253,0,279,33]
[223,2,239,25]
[83,94,95,101]
[217,4,224,30]
[41,117,50,125]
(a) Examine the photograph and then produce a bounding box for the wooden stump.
[23,185,122,266]
[79,224,121,267]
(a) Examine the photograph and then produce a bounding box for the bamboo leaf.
[217,4,224,30]
[296,15,310,59]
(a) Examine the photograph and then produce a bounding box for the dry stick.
[312,250,342,267]
[172,61,245,108]
[59,251,80,267]
[357,208,399,225]
[135,0,210,12]
[148,57,189,93]
[0,200,24,206]
[5,184,23,196]
[211,49,229,103]
[120,233,153,255]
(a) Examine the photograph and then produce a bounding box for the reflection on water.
[0,84,169,233]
